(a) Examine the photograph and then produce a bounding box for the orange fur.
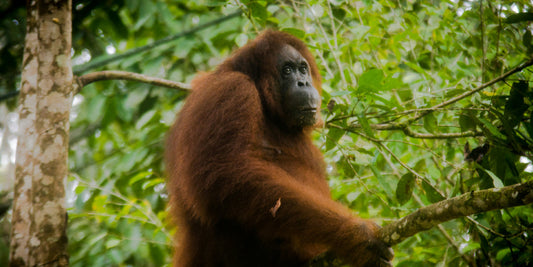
[166,30,390,267]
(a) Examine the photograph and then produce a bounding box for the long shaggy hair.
[165,30,389,267]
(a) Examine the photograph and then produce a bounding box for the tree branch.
[407,57,533,123]
[75,71,191,94]
[338,122,482,139]
[0,11,242,103]
[379,179,533,246]
[399,125,480,139]
[334,57,533,137]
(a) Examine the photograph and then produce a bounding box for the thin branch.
[75,70,191,94]
[335,125,447,199]
[341,122,482,139]
[436,224,476,266]
[327,107,489,125]
[0,12,241,102]
[328,57,533,138]
[408,57,533,123]
[399,127,480,139]
[379,179,533,246]
[71,174,172,240]
[305,1,347,85]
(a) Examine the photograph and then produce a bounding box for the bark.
[379,180,533,246]
[9,0,72,266]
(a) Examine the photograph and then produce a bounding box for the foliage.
[0,1,25,108]
[66,1,245,266]
[2,0,533,266]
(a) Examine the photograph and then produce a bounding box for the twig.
[305,1,347,85]
[326,57,533,139]
[399,126,480,139]
[75,70,191,94]
[408,57,533,123]
[334,124,447,199]
[342,122,482,139]
[333,57,533,139]
[0,11,241,102]
[436,224,476,266]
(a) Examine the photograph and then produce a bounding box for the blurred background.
[1,0,533,266]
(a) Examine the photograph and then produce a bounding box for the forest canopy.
[1,0,533,266]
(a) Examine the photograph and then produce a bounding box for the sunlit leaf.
[281,28,306,38]
[480,168,504,188]
[105,238,121,249]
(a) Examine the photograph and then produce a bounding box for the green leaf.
[235,33,248,47]
[480,168,504,188]
[370,165,393,195]
[331,7,347,20]
[92,195,108,211]
[125,87,150,110]
[504,81,528,128]
[87,94,107,123]
[329,90,351,97]
[505,12,533,24]
[527,111,533,139]
[357,114,375,138]
[117,148,149,174]
[396,173,415,205]
[478,117,507,141]
[250,2,268,24]
[459,113,476,132]
[105,238,121,249]
[142,178,165,190]
[523,30,533,52]
[134,0,155,30]
[74,184,85,195]
[325,127,345,151]
[346,191,360,203]
[206,0,227,7]
[423,112,437,133]
[460,242,481,253]
[421,180,445,203]
[496,248,512,261]
[337,158,356,178]
[129,171,154,185]
[281,28,306,39]
[136,110,157,130]
[357,69,384,93]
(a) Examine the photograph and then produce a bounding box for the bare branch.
[75,70,191,94]
[379,180,533,246]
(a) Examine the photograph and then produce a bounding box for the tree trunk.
[10,0,72,266]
